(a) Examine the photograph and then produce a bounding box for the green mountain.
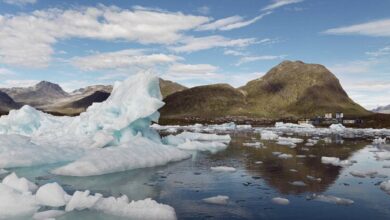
[160,61,369,121]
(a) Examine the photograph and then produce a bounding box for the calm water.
[4,129,390,220]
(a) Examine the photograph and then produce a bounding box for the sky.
[0,0,389,109]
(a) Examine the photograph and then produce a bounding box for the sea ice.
[35,182,70,207]
[349,171,378,178]
[271,197,290,205]
[0,183,39,218]
[321,156,353,167]
[203,195,229,205]
[176,139,228,153]
[2,172,37,193]
[278,153,293,159]
[260,130,279,140]
[308,194,354,205]
[210,166,237,172]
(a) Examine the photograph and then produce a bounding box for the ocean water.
[3,130,390,220]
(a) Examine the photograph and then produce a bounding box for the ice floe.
[321,156,353,167]
[210,166,237,172]
[271,197,290,205]
[307,194,354,205]
[35,182,70,207]
[203,195,229,205]
[2,172,37,193]
[0,73,190,176]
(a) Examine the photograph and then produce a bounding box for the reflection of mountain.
[210,134,366,195]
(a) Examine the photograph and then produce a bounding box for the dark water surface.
[5,130,390,220]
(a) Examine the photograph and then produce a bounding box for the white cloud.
[323,19,390,37]
[197,11,271,31]
[366,46,390,57]
[166,63,219,79]
[0,79,39,88]
[344,81,390,109]
[0,5,209,68]
[0,67,14,76]
[329,60,378,74]
[224,50,247,56]
[262,0,304,11]
[2,0,36,6]
[236,55,285,66]
[72,49,182,71]
[170,35,257,53]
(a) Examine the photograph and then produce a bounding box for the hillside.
[159,78,188,98]
[160,60,370,121]
[0,91,19,114]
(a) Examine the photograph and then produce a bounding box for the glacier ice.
[271,197,290,205]
[202,195,229,205]
[35,182,70,207]
[0,72,189,176]
[2,172,37,193]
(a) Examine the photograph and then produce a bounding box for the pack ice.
[0,72,190,176]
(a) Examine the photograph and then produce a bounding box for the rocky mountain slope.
[160,61,369,121]
[0,91,19,114]
[372,105,390,114]
[0,81,69,107]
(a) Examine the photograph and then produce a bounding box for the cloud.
[344,81,390,109]
[72,49,182,71]
[262,0,304,11]
[236,55,285,66]
[0,5,209,68]
[328,60,378,74]
[166,63,219,79]
[170,35,257,53]
[224,50,247,56]
[366,46,390,57]
[323,19,390,37]
[197,11,271,31]
[0,67,14,76]
[2,0,36,6]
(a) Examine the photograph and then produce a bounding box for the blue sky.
[0,0,389,109]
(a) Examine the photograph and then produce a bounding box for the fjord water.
[4,130,390,220]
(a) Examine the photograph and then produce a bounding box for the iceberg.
[271,197,290,205]
[0,72,189,176]
[202,195,229,205]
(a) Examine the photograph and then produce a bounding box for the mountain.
[1,81,69,107]
[0,91,19,114]
[159,78,187,98]
[160,60,369,121]
[372,105,390,114]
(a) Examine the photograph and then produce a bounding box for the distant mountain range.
[160,61,369,121]
[0,61,375,121]
[0,78,187,116]
[372,105,390,114]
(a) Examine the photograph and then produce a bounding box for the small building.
[343,119,355,124]
[324,113,332,119]
[335,112,344,119]
[298,119,313,125]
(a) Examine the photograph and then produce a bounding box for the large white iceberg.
[0,72,189,176]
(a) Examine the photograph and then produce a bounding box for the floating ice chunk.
[375,152,390,160]
[272,151,282,156]
[350,171,378,178]
[260,130,279,140]
[271,197,289,205]
[2,172,37,193]
[243,142,263,148]
[380,180,390,194]
[255,161,263,164]
[278,153,293,159]
[329,124,345,131]
[33,210,66,220]
[53,136,190,176]
[321,156,353,167]
[290,169,298,172]
[94,196,177,220]
[36,182,70,207]
[296,155,307,158]
[164,131,231,145]
[210,166,236,172]
[203,195,229,205]
[65,190,102,211]
[290,181,306,186]
[176,140,227,153]
[275,122,314,129]
[306,175,321,182]
[0,183,39,218]
[308,194,354,205]
[277,137,303,147]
